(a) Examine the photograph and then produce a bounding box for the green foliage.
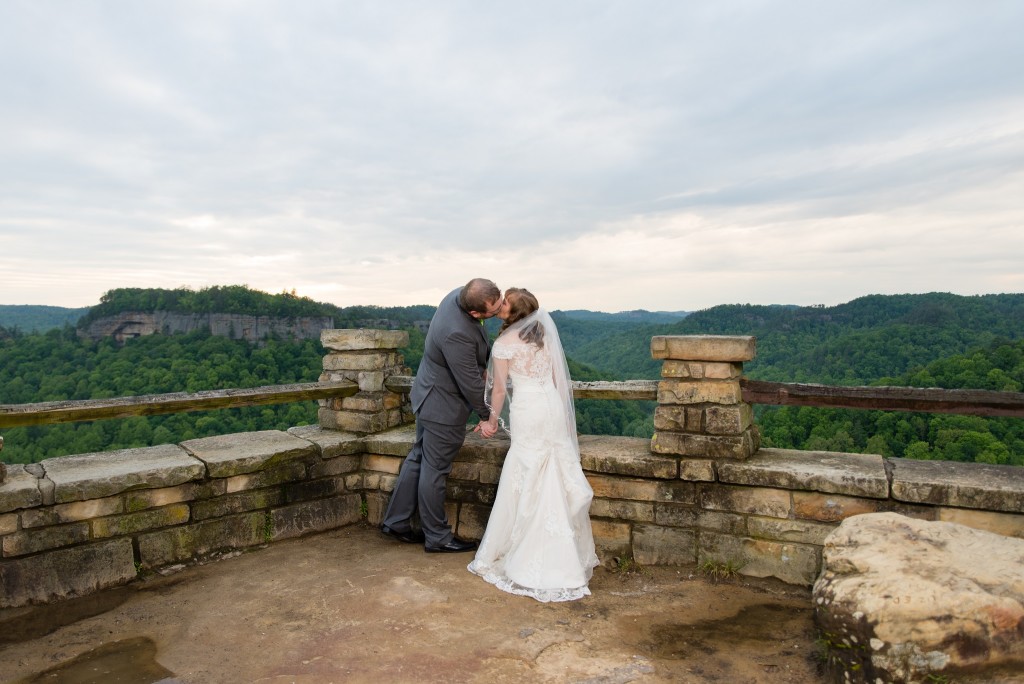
[698,558,746,582]
[3,290,1023,466]
[0,329,324,464]
[757,338,1024,465]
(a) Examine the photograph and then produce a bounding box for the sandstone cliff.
[78,311,334,344]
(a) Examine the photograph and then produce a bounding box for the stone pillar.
[649,335,760,460]
[318,330,413,434]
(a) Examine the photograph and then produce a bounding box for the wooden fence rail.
[0,381,358,429]
[740,379,1024,418]
[2,377,1022,430]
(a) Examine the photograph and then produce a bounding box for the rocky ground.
[1,524,825,683]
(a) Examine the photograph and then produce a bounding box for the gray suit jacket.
[411,287,492,425]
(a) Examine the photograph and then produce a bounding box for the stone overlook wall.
[1,331,1023,610]
[79,311,334,344]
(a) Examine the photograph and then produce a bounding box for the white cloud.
[1,1,1023,311]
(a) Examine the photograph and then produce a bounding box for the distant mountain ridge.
[556,309,689,323]
[0,305,91,332]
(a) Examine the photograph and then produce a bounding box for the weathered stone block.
[657,379,742,405]
[814,513,1024,682]
[679,459,717,482]
[309,455,361,479]
[450,462,482,482]
[126,481,224,511]
[651,335,756,362]
[654,502,697,528]
[458,434,512,465]
[633,524,696,566]
[0,513,17,535]
[287,425,365,458]
[651,429,758,460]
[718,448,888,498]
[456,502,492,540]
[363,454,402,475]
[696,510,748,535]
[320,329,408,351]
[700,484,791,518]
[704,404,753,435]
[660,360,701,378]
[223,463,306,494]
[361,424,416,456]
[21,495,123,528]
[591,519,631,559]
[182,430,317,478]
[270,494,362,540]
[653,406,690,432]
[936,507,1024,538]
[590,498,655,522]
[478,464,502,485]
[364,491,389,525]
[284,477,346,503]
[890,458,1024,513]
[318,408,392,434]
[0,538,135,608]
[91,504,191,537]
[587,474,662,501]
[792,491,882,522]
[3,522,90,556]
[747,516,836,546]
[340,392,392,412]
[192,490,283,521]
[322,351,400,371]
[40,444,203,505]
[446,482,495,505]
[0,465,43,513]
[578,435,677,479]
[137,512,266,569]
[703,362,742,380]
[699,531,820,585]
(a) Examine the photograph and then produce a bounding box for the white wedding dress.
[468,311,599,602]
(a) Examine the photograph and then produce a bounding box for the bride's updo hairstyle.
[500,288,544,348]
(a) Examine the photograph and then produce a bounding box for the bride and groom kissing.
[380,278,599,603]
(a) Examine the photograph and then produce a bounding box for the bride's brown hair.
[499,288,544,348]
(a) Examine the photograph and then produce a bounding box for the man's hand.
[474,417,499,439]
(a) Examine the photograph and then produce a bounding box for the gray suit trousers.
[382,418,466,547]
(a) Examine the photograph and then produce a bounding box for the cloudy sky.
[2,1,1022,313]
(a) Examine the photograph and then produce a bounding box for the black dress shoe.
[424,537,478,553]
[380,524,425,544]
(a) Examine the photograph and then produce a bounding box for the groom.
[381,278,503,552]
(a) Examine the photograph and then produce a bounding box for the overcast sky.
[2,1,1022,313]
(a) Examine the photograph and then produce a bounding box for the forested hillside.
[0,305,91,333]
[80,286,435,330]
[2,290,1022,465]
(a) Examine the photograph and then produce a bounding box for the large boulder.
[813,512,1024,683]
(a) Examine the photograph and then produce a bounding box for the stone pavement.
[0,524,823,683]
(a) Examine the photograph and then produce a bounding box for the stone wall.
[2,332,1022,609]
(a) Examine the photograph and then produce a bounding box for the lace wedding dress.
[468,310,599,602]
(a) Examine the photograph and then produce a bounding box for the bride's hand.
[476,415,498,438]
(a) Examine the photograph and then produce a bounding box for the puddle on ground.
[0,587,133,647]
[636,602,813,660]
[11,637,180,684]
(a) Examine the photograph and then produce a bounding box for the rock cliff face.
[79,312,334,344]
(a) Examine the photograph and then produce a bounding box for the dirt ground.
[0,523,825,683]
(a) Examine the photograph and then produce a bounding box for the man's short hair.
[460,278,501,312]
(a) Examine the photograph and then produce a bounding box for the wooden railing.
[2,376,1022,431]
[0,381,358,429]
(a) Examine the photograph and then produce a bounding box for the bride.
[469,288,599,602]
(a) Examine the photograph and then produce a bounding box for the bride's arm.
[477,357,509,437]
